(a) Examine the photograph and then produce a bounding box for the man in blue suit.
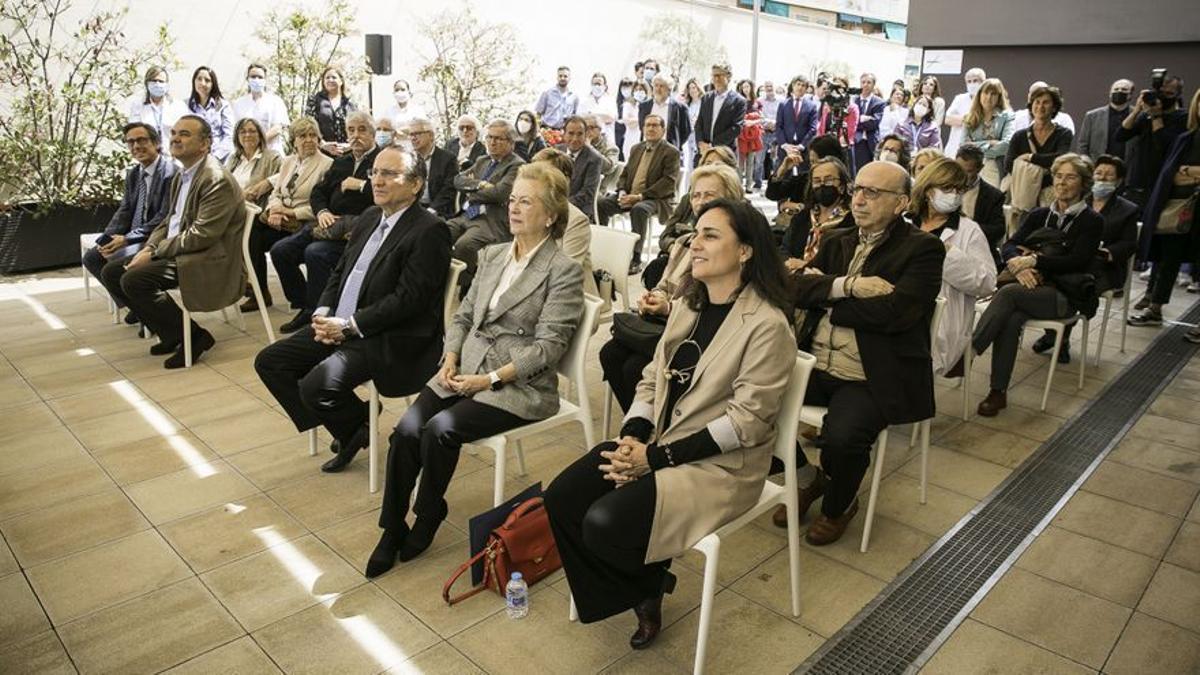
[694,63,746,163]
[83,122,176,323]
[851,73,887,177]
[775,75,820,163]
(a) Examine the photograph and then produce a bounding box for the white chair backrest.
[241,203,262,262]
[559,295,603,386]
[589,225,640,281]
[931,295,947,344]
[774,352,818,464]
[444,259,466,330]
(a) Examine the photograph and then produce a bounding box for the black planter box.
[0,202,119,275]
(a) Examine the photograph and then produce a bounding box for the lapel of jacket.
[487,239,556,322]
[178,157,215,226]
[652,297,695,430]
[361,205,422,283]
[689,286,761,387]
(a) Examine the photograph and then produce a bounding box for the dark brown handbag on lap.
[442,497,561,605]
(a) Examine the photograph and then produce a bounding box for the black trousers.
[84,247,135,308]
[379,387,527,530]
[108,258,199,346]
[247,221,290,300]
[253,326,374,445]
[973,284,1071,391]
[597,195,658,260]
[269,226,346,311]
[1148,231,1200,305]
[796,370,889,518]
[598,338,652,413]
[640,253,669,290]
[544,441,665,623]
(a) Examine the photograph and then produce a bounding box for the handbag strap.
[443,546,493,606]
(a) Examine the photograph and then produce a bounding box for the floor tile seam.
[1099,555,1200,672]
[150,632,256,674]
[1122,428,1200,455]
[166,510,314,578]
[1076,482,1198,520]
[1003,561,1149,612]
[1100,452,1200,485]
[194,562,371,636]
[960,616,1109,673]
[50,574,210,637]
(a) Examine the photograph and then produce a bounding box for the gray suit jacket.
[434,240,584,420]
[1075,105,1120,160]
[454,153,525,243]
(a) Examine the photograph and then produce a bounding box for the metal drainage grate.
[798,299,1200,675]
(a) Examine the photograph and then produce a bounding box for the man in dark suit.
[84,122,176,323]
[775,76,820,163]
[638,74,691,150]
[851,73,887,177]
[271,111,381,333]
[956,145,1007,261]
[445,120,525,288]
[556,116,603,219]
[408,117,457,218]
[255,145,452,473]
[1074,79,1134,160]
[694,63,746,163]
[786,161,944,545]
[596,114,680,271]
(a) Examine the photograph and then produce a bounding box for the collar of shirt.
[506,235,551,267]
[378,204,408,233]
[179,156,205,181]
[142,156,162,181]
[1049,199,1087,220]
[857,226,887,247]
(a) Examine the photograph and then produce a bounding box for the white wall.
[96,0,907,118]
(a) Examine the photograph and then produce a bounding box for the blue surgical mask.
[247,77,266,94]
[633,91,648,103]
[1092,181,1118,198]
[147,82,168,99]
[375,130,394,148]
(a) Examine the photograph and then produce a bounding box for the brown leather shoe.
[804,499,859,546]
[630,572,675,650]
[772,469,828,528]
[976,389,1007,417]
[240,294,272,313]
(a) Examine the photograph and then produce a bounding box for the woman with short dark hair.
[187,66,233,161]
[1005,85,1074,200]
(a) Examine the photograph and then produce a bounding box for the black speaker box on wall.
[365,34,391,76]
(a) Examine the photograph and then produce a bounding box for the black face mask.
[1110,91,1129,106]
[813,185,841,207]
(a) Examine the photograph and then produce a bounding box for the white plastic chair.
[569,352,817,675]
[905,297,946,505]
[589,226,641,312]
[80,233,119,323]
[1094,222,1141,366]
[476,294,602,506]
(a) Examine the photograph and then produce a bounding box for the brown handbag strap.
[443,546,492,606]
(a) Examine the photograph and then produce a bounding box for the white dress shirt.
[710,89,730,138]
[232,93,291,154]
[488,236,550,311]
[231,151,261,189]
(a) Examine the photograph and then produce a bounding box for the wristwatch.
[488,371,503,391]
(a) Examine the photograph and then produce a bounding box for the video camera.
[1141,67,1168,106]
[822,82,864,116]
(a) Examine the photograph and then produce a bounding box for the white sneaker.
[1138,269,1152,281]
[1188,282,1200,294]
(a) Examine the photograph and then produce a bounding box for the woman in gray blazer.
[366,162,585,577]
[545,198,796,649]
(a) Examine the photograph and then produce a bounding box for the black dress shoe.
[123,311,140,325]
[280,310,311,334]
[630,572,676,650]
[149,340,179,356]
[399,502,449,562]
[1032,332,1056,354]
[365,525,410,578]
[321,426,370,472]
[163,330,215,369]
[331,418,377,454]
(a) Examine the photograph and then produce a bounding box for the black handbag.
[611,312,667,358]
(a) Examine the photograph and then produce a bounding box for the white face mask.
[930,188,963,214]
[633,91,648,103]
[644,69,657,81]
[966,81,981,96]
[620,86,632,98]
[247,77,266,94]
[591,84,604,98]
[913,104,929,120]
[879,150,899,163]
[516,119,532,134]
[394,90,410,104]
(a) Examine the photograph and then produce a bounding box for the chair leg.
[514,439,527,476]
[961,343,973,422]
[307,429,318,457]
[908,424,918,449]
[1119,284,1130,353]
[183,309,193,369]
[784,462,802,617]
[1041,327,1065,411]
[569,593,579,622]
[919,420,930,506]
[109,297,119,324]
[692,536,721,675]
[1079,319,1088,390]
[1095,297,1111,367]
[368,382,380,494]
[492,438,508,507]
[233,303,246,331]
[83,262,91,300]
[860,429,889,554]
[602,387,614,440]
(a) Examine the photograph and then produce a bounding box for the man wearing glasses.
[446,119,525,289]
[789,161,945,546]
[255,145,452,474]
[85,123,177,325]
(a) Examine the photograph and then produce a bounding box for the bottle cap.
[511,572,523,581]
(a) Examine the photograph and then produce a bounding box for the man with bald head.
[783,160,945,545]
[1075,79,1135,160]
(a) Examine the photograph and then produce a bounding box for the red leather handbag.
[442,497,561,605]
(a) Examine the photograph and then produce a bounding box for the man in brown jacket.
[118,115,247,368]
[596,114,681,272]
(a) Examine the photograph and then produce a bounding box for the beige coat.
[559,203,598,297]
[267,152,333,225]
[627,284,795,562]
[147,155,248,312]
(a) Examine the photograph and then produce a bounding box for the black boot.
[399,500,448,562]
[630,571,676,649]
[365,524,410,578]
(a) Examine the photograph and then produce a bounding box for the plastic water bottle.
[505,572,529,619]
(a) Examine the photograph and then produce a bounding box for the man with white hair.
[943,67,986,157]
[1074,79,1135,159]
[1011,81,1077,134]
[638,73,691,150]
[407,117,458,217]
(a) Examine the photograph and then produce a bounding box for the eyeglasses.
[851,185,905,200]
[125,137,153,147]
[367,168,405,180]
[485,135,510,143]
[458,126,476,132]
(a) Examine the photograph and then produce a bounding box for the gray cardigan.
[433,240,584,420]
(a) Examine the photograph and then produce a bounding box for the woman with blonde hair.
[910,147,945,178]
[910,157,997,376]
[961,78,1015,186]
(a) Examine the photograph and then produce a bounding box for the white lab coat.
[942,92,972,158]
[579,93,617,146]
[933,215,997,376]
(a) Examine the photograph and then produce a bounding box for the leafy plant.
[244,0,370,125]
[0,0,175,209]
[637,12,728,90]
[415,4,537,140]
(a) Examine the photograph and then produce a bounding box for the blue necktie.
[465,160,499,219]
[334,218,392,320]
[131,170,149,234]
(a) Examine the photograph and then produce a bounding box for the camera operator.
[816,76,862,174]
[1115,72,1187,207]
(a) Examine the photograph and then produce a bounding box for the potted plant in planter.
[0,0,175,274]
